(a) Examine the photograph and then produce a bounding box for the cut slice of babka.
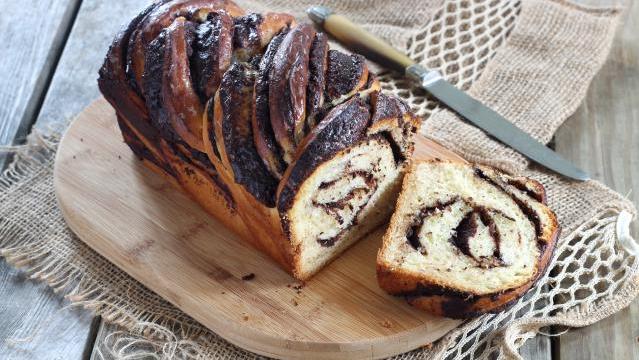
[377,160,559,318]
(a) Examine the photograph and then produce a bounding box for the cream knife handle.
[307,6,414,73]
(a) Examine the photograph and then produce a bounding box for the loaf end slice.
[377,160,559,318]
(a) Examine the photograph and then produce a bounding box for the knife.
[307,6,589,181]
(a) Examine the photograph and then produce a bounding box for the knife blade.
[307,6,589,181]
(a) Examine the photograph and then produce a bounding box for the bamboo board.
[54,98,465,359]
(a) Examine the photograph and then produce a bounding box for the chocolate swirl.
[98,0,417,216]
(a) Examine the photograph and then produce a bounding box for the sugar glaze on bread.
[377,160,559,318]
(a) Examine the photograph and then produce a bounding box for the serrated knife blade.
[308,6,589,181]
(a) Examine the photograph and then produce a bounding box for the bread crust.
[325,50,369,103]
[268,24,316,163]
[377,160,560,318]
[99,0,419,281]
[252,28,289,179]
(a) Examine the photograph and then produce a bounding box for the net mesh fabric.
[0,0,637,359]
[379,0,521,119]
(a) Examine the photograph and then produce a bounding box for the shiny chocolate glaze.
[218,62,278,207]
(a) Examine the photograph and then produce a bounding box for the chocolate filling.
[219,62,278,207]
[233,13,263,61]
[450,211,478,257]
[253,27,289,178]
[450,207,505,268]
[191,11,234,100]
[406,198,459,251]
[268,23,316,162]
[474,168,543,238]
[142,29,177,142]
[312,170,378,247]
[381,132,405,165]
[400,281,522,319]
[277,96,370,212]
[325,50,368,101]
[305,32,329,130]
[407,198,506,267]
[477,207,504,263]
[507,178,545,203]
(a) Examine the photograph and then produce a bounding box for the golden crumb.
[380,320,392,329]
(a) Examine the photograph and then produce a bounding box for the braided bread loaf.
[377,160,559,318]
[98,0,419,280]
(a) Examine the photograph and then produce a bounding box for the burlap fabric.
[1,0,637,359]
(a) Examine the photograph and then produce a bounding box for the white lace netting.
[379,0,520,119]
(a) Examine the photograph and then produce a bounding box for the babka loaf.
[98,0,420,280]
[377,160,559,318]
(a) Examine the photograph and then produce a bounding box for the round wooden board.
[54,98,463,359]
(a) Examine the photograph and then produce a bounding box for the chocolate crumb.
[80,138,84,142]
[72,155,76,159]
[221,291,226,294]
[242,315,249,321]
[242,273,256,281]
[118,155,122,159]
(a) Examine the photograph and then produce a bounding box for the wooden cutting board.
[54,98,464,360]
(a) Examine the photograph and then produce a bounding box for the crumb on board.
[241,273,255,281]
[292,283,305,294]
[422,343,433,350]
[380,320,392,329]
[292,299,298,306]
[242,315,249,321]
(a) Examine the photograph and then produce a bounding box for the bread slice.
[377,160,559,318]
[277,96,410,279]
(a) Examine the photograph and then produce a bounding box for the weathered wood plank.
[0,0,80,166]
[520,335,552,360]
[554,0,639,359]
[35,0,150,129]
[0,1,98,359]
[25,1,164,359]
[0,260,96,360]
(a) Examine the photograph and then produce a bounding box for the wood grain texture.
[0,1,97,359]
[554,0,639,359]
[34,0,150,130]
[21,1,159,356]
[0,0,80,166]
[0,260,95,360]
[55,99,463,360]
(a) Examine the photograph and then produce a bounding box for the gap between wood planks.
[1,0,83,170]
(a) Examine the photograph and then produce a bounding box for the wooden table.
[0,1,636,359]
